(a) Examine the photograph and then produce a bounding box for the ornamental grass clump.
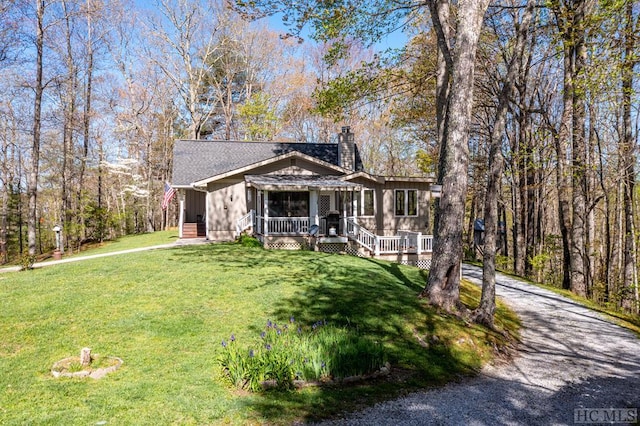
[218,317,385,392]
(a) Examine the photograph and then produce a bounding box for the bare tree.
[474,0,536,326]
[27,0,47,257]
[620,0,638,312]
[421,0,492,311]
[146,0,228,140]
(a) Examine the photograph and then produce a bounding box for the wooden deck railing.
[238,213,433,255]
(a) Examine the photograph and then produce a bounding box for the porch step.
[182,223,206,238]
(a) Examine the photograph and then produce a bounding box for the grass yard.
[0,240,519,425]
[45,230,180,260]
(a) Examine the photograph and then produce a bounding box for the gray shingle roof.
[245,174,361,191]
[172,140,362,186]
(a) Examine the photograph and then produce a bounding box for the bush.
[236,234,263,248]
[496,255,512,272]
[19,254,36,271]
[218,317,385,392]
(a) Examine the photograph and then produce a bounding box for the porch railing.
[239,213,434,256]
[345,219,376,252]
[236,210,255,237]
[420,234,433,252]
[345,219,433,256]
[255,215,310,235]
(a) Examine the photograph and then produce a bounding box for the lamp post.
[52,225,62,260]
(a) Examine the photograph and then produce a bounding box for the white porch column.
[263,190,269,236]
[178,189,185,238]
[352,189,358,222]
[310,190,319,226]
[342,190,347,235]
[417,232,422,255]
[205,190,210,240]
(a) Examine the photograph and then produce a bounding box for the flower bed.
[218,317,386,391]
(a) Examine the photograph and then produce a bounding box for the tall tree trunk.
[569,0,588,297]
[595,130,612,301]
[422,0,491,312]
[0,107,17,263]
[524,113,538,278]
[0,138,9,263]
[61,0,77,254]
[429,0,450,238]
[98,133,104,242]
[28,0,45,256]
[511,151,523,272]
[146,137,155,233]
[475,1,535,327]
[621,0,637,311]
[551,2,574,291]
[515,117,528,276]
[76,0,94,246]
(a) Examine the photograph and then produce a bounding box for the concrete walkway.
[0,238,209,273]
[320,264,640,425]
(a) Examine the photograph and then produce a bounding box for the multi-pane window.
[362,189,374,216]
[395,189,418,216]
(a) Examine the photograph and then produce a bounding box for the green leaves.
[218,318,386,391]
[238,93,279,141]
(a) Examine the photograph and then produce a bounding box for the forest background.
[1,0,638,313]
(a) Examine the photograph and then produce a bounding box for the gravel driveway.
[319,264,640,425]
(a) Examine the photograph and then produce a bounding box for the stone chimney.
[338,126,355,170]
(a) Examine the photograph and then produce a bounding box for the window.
[268,192,309,217]
[362,189,374,216]
[395,189,418,216]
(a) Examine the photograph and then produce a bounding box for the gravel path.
[319,264,640,425]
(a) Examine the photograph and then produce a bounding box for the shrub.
[218,317,385,392]
[237,234,263,248]
[496,255,512,272]
[19,254,36,271]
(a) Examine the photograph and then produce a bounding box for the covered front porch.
[236,173,433,261]
[238,208,433,264]
[244,174,362,239]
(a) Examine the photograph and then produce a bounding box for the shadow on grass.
[168,243,507,423]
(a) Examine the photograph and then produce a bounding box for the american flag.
[162,182,176,210]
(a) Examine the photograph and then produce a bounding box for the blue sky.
[134,0,407,53]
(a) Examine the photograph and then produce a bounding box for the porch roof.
[245,175,362,191]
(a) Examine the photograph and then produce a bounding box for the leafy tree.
[238,93,279,140]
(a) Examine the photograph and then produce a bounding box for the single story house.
[171,127,437,266]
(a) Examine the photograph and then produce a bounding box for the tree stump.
[80,347,92,366]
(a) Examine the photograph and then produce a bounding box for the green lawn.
[0,241,519,425]
[47,230,180,259]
